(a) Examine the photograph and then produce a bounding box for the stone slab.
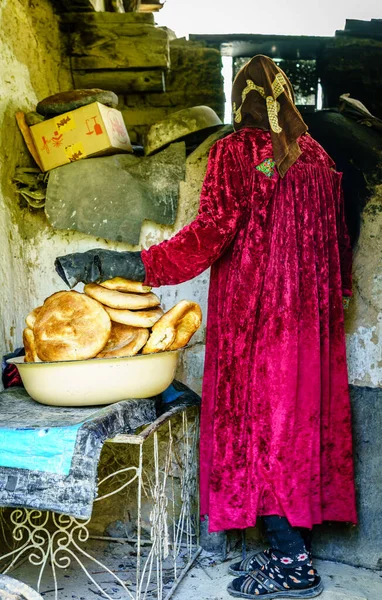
[45,142,186,245]
[72,69,165,93]
[70,24,169,70]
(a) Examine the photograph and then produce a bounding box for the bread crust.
[23,328,40,363]
[25,307,42,330]
[33,291,111,361]
[84,283,160,310]
[97,323,149,358]
[100,277,152,294]
[104,306,164,328]
[142,301,202,354]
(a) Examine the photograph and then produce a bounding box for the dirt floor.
[172,553,382,600]
[8,541,382,599]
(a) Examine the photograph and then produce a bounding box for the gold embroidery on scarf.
[233,79,265,123]
[233,73,287,132]
[272,72,287,98]
[267,73,287,133]
[266,97,282,133]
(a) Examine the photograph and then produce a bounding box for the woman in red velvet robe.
[57,56,356,598]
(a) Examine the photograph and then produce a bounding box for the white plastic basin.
[7,351,179,407]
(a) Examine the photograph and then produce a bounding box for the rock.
[0,574,43,599]
[45,142,186,245]
[145,105,223,156]
[105,519,136,538]
[36,89,118,116]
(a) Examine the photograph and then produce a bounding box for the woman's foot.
[227,560,323,598]
[228,549,272,576]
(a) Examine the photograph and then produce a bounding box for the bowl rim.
[7,347,183,367]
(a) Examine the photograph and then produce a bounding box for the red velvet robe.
[142,128,357,532]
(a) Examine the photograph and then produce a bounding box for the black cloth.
[55,248,145,288]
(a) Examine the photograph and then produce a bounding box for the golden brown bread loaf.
[100,277,152,294]
[33,291,111,361]
[84,283,160,310]
[104,306,164,328]
[25,307,42,330]
[97,323,149,358]
[142,300,202,354]
[23,328,40,363]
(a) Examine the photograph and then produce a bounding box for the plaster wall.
[345,189,382,388]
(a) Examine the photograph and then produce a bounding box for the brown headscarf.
[231,55,308,177]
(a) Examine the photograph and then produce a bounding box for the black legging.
[263,516,312,559]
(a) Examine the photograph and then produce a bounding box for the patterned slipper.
[228,549,272,576]
[227,570,324,599]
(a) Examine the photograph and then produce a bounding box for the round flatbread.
[33,291,111,361]
[97,323,149,358]
[100,277,152,294]
[84,283,160,310]
[142,301,202,354]
[104,306,164,328]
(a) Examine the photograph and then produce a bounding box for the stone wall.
[61,12,225,145]
[120,38,225,144]
[0,2,222,393]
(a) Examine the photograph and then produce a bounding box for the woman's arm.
[142,138,247,287]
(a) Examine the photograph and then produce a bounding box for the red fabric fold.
[142,128,356,531]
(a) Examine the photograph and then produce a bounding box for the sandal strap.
[247,570,285,593]
[240,550,270,571]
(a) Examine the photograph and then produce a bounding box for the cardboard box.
[30,102,133,172]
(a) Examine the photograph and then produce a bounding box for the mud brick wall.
[120,38,225,144]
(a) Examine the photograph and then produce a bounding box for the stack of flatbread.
[23,278,202,363]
